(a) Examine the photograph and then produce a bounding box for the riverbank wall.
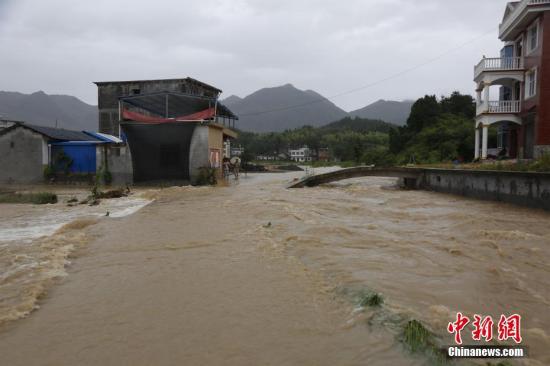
[417,169,550,211]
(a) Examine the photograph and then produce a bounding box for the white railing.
[474,57,523,78]
[500,0,550,36]
[487,100,521,114]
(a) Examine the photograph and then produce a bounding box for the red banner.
[122,107,216,123]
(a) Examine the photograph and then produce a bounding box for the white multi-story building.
[289,146,312,163]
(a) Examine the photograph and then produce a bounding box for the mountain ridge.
[0,86,413,134]
[224,85,412,132]
[0,90,98,131]
[224,84,348,132]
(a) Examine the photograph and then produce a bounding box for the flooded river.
[0,172,549,365]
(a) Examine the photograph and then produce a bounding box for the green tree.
[406,95,441,133]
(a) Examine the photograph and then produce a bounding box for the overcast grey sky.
[0,0,507,110]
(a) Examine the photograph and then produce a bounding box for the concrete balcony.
[500,0,550,40]
[474,57,524,80]
[477,100,521,116]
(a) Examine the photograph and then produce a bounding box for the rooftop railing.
[500,0,550,36]
[474,57,524,79]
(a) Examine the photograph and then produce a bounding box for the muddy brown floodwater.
[0,172,549,365]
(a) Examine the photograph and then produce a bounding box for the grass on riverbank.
[252,160,359,168]
[420,154,550,173]
[0,192,58,204]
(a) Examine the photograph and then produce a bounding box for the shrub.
[530,153,550,172]
[0,192,58,204]
[54,151,73,174]
[194,167,217,186]
[30,192,58,204]
[43,165,55,180]
[96,165,113,186]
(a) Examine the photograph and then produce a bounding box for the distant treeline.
[235,117,392,162]
[235,91,477,166]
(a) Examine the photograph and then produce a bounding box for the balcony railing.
[479,100,521,114]
[500,0,550,37]
[474,57,524,79]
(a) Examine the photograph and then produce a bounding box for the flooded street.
[0,172,549,365]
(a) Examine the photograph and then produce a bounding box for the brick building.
[474,0,550,159]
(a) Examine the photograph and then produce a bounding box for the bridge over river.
[287,165,550,211]
[288,166,423,188]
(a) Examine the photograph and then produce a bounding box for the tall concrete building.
[94,78,223,136]
[94,78,238,183]
[474,0,550,160]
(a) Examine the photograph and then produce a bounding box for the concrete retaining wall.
[419,169,550,211]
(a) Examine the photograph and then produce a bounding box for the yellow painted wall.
[208,126,224,150]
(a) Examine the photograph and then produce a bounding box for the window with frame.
[527,22,539,53]
[525,68,537,99]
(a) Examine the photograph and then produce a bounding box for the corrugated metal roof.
[120,92,238,120]
[0,122,103,142]
[24,124,101,141]
[84,131,123,143]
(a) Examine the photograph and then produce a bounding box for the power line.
[239,27,498,117]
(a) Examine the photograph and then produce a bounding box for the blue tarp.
[51,142,98,173]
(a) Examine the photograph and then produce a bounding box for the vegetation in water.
[402,320,448,364]
[356,290,384,307]
[0,192,58,204]
[403,320,434,353]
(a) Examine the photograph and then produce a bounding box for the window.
[132,88,141,95]
[525,68,537,99]
[527,21,539,54]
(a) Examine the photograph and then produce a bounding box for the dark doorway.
[122,122,197,182]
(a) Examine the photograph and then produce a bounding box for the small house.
[0,123,131,184]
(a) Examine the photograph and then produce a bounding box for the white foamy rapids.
[0,197,151,243]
